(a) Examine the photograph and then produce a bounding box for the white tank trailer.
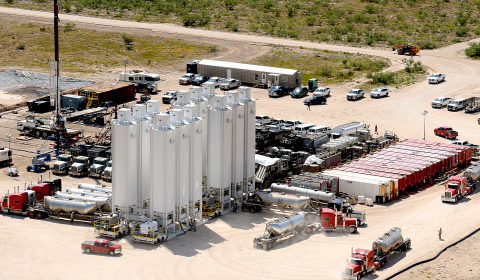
[44,196,98,215]
[372,227,404,256]
[55,191,111,212]
[150,113,176,228]
[464,163,480,182]
[133,104,151,213]
[78,183,112,194]
[256,191,310,209]
[266,211,306,236]
[238,86,256,193]
[226,90,245,200]
[112,108,138,211]
[66,188,111,198]
[207,95,233,210]
[170,109,191,222]
[145,100,161,125]
[184,104,204,219]
[270,183,336,202]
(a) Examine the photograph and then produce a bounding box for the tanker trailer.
[66,187,112,198]
[270,183,335,202]
[78,183,112,194]
[55,191,111,212]
[242,190,311,213]
[253,212,318,250]
[27,196,105,222]
[464,163,480,188]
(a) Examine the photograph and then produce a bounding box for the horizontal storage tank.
[44,196,98,215]
[257,191,310,209]
[78,183,112,194]
[464,163,480,182]
[112,108,138,209]
[270,183,335,202]
[66,187,111,198]
[55,191,111,211]
[266,212,306,236]
[150,113,176,218]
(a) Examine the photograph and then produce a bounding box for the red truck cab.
[319,208,358,233]
[434,126,458,139]
[441,176,470,203]
[28,183,52,201]
[82,239,122,256]
[1,191,28,214]
[344,248,377,280]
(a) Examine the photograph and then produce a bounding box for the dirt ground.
[0,7,479,280]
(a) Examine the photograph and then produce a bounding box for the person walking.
[233,200,237,213]
[438,227,442,240]
[306,100,311,111]
[192,218,197,232]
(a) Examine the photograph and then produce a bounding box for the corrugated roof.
[198,59,298,75]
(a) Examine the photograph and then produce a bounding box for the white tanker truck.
[464,162,480,186]
[241,190,311,213]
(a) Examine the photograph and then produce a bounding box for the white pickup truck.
[313,87,331,97]
[428,73,445,84]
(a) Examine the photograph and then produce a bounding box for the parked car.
[282,120,303,129]
[304,95,327,105]
[291,86,309,98]
[431,97,452,108]
[255,115,272,124]
[308,125,332,135]
[370,87,390,98]
[266,118,285,128]
[82,239,122,256]
[208,77,223,87]
[220,78,241,90]
[162,90,177,104]
[347,89,365,100]
[268,86,291,98]
[447,98,468,111]
[192,75,209,86]
[428,73,446,84]
[178,73,196,85]
[137,94,151,104]
[313,87,331,97]
[434,126,458,139]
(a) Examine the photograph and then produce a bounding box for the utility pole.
[422,110,428,140]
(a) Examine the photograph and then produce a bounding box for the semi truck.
[441,176,473,203]
[69,156,90,177]
[88,157,108,178]
[343,227,411,280]
[319,207,358,233]
[17,118,81,139]
[241,190,311,213]
[101,160,112,182]
[51,154,73,175]
[0,147,12,167]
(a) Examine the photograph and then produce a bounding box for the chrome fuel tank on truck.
[256,191,310,209]
[44,196,98,215]
[270,183,335,202]
[372,227,404,255]
[266,212,306,236]
[55,192,111,212]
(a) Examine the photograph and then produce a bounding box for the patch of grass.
[248,46,390,84]
[465,42,480,59]
[0,18,212,73]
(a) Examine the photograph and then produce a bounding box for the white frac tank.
[226,90,245,198]
[184,104,203,218]
[112,108,138,210]
[146,100,161,125]
[170,109,191,221]
[238,86,256,192]
[150,113,176,224]
[132,104,151,211]
[207,95,233,208]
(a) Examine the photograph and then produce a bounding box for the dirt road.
[0,7,479,280]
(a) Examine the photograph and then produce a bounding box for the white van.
[294,124,315,134]
[308,125,332,134]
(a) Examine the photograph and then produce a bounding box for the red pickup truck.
[81,239,122,256]
[434,126,458,139]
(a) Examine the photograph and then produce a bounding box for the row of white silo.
[111,82,256,231]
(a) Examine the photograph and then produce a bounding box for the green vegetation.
[249,46,390,84]
[365,57,426,89]
[465,42,480,58]
[7,0,480,49]
[0,18,212,73]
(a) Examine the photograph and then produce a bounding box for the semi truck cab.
[89,157,108,178]
[69,156,89,177]
[52,154,73,175]
[441,176,470,203]
[343,249,377,280]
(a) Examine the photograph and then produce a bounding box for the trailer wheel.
[85,248,91,254]
[249,207,256,213]
[42,131,48,138]
[267,242,272,250]
[29,212,35,219]
[305,227,313,235]
[242,205,247,212]
[109,250,115,256]
[36,212,44,219]
[35,131,41,137]
[26,166,31,172]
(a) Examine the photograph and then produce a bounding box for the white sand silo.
[207,95,233,210]
[226,90,245,200]
[146,100,161,125]
[184,104,203,220]
[150,113,176,228]
[173,90,192,109]
[202,81,215,96]
[190,86,209,179]
[132,104,151,214]
[112,108,138,212]
[170,109,191,223]
[238,86,256,193]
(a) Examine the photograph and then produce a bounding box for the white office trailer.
[207,95,233,210]
[112,108,138,212]
[145,100,161,125]
[132,104,151,214]
[238,86,256,193]
[150,113,176,229]
[226,90,245,200]
[184,104,204,221]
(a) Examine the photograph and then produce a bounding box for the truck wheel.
[26,166,31,172]
[85,248,91,254]
[348,226,357,234]
[35,131,41,137]
[36,212,43,219]
[29,212,35,219]
[109,250,115,256]
[42,132,48,138]
[249,207,256,213]
[434,131,437,135]
[267,243,272,250]
[242,205,248,212]
[305,227,313,234]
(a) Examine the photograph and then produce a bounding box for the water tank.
[170,109,191,216]
[226,90,245,189]
[133,104,151,209]
[238,87,256,192]
[150,113,176,217]
[112,108,138,209]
